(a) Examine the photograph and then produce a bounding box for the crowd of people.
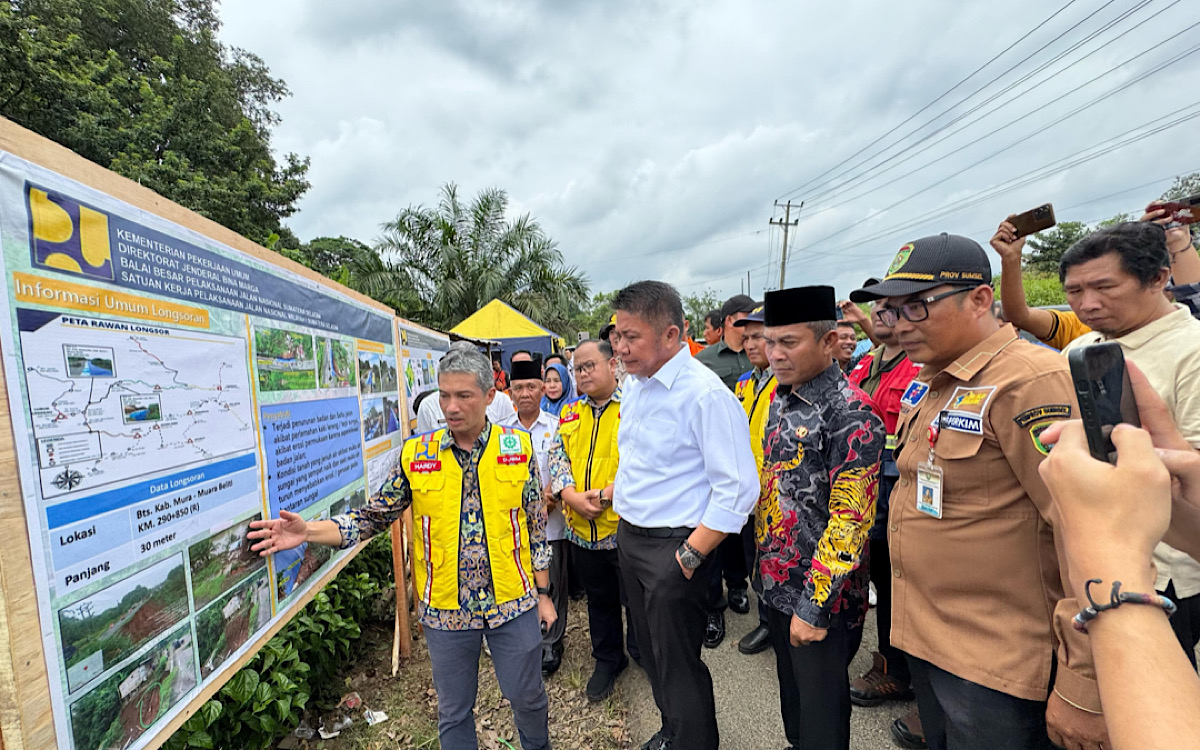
[250,197,1200,750]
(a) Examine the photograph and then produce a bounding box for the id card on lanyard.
[916,412,945,519]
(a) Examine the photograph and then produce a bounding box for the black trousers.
[706,529,749,611]
[571,544,639,667]
[741,514,769,625]
[542,539,569,653]
[767,607,861,750]
[867,536,908,681]
[617,522,718,750]
[907,655,1053,750]
[1160,581,1200,669]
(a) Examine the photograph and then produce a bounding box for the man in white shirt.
[1058,221,1200,669]
[497,359,568,675]
[417,343,517,432]
[610,281,759,750]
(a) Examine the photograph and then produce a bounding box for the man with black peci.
[756,285,883,750]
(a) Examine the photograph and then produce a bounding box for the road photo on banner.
[68,626,196,750]
[58,555,189,694]
[254,327,316,392]
[187,514,265,610]
[196,569,271,680]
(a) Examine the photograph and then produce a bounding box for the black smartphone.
[1067,342,1139,463]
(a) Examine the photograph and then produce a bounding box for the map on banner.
[20,312,255,499]
[0,148,403,750]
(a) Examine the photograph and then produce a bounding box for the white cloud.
[218,0,1200,304]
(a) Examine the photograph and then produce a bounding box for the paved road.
[617,603,913,750]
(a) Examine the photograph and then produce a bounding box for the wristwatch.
[536,583,554,598]
[677,541,705,570]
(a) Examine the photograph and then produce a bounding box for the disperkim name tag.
[916,462,943,518]
[938,386,997,435]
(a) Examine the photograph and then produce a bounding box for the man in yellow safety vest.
[249,347,556,750]
[549,337,640,701]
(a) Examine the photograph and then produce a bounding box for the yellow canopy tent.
[450,299,560,368]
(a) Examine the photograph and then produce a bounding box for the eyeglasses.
[574,361,600,375]
[875,287,973,326]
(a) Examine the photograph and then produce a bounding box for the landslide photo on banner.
[0,151,399,750]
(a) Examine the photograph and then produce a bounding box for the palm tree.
[361,184,589,333]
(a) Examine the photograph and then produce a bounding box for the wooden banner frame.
[0,116,412,750]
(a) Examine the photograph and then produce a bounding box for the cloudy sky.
[219,0,1200,304]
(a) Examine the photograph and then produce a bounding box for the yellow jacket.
[736,369,777,497]
[557,396,621,543]
[403,426,535,610]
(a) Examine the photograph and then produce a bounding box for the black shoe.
[704,610,725,648]
[639,729,673,750]
[541,644,563,677]
[737,624,771,654]
[586,657,628,702]
[890,708,927,749]
[728,588,750,614]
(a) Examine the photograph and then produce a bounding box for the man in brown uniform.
[850,234,1106,750]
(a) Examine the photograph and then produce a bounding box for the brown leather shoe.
[851,652,915,706]
[890,707,926,749]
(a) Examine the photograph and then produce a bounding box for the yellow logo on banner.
[27,187,114,281]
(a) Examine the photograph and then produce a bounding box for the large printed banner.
[0,152,400,750]
[396,320,449,427]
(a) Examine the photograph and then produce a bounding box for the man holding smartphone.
[1058,222,1200,669]
[850,234,1103,750]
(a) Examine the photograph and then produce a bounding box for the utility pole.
[770,200,801,288]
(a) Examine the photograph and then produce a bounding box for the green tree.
[566,290,617,340]
[0,0,309,242]
[1024,221,1090,274]
[682,289,722,338]
[280,236,372,287]
[365,184,589,333]
[1162,172,1200,201]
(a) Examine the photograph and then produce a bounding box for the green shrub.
[166,536,395,750]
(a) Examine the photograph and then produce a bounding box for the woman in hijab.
[540,362,573,417]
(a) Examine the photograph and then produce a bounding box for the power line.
[684,109,1200,293]
[793,167,1198,276]
[798,0,1177,213]
[784,105,1200,266]
[775,0,1089,201]
[782,86,1200,266]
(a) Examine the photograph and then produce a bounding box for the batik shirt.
[333,423,550,631]
[548,390,621,551]
[755,364,883,630]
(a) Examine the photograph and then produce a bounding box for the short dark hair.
[576,338,613,359]
[1059,222,1170,286]
[613,280,685,335]
[512,349,532,359]
[705,309,724,329]
[807,320,837,339]
[836,320,855,330]
[544,353,565,365]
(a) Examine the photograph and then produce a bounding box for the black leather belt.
[620,520,692,539]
